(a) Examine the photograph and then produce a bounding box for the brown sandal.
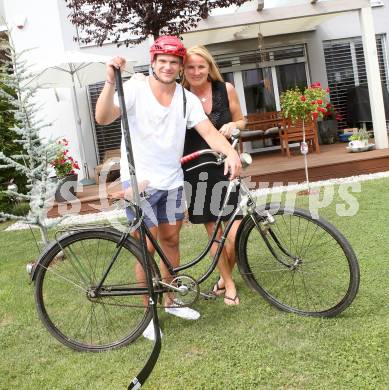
[211,278,226,296]
[224,295,240,306]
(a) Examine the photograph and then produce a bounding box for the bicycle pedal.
[200,291,217,300]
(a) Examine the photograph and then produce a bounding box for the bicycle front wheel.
[237,206,360,317]
[35,229,160,352]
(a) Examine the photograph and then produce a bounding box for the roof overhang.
[182,0,370,46]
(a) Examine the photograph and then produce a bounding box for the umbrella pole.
[70,82,95,185]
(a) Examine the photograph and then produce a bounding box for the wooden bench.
[239,112,283,153]
[95,148,121,184]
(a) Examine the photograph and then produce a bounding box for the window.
[276,63,308,95]
[221,72,234,86]
[323,35,388,128]
[214,45,309,151]
[215,44,308,115]
[242,68,276,113]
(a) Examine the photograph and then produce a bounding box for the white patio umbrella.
[27,50,134,185]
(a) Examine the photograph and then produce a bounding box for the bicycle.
[30,70,360,388]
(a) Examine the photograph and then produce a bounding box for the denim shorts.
[122,182,185,228]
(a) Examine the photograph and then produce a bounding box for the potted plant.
[281,82,329,123]
[348,128,371,150]
[317,103,343,144]
[280,82,329,192]
[50,138,80,202]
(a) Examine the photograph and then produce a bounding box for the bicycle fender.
[29,239,60,283]
[235,202,282,257]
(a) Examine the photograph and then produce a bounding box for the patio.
[47,140,389,218]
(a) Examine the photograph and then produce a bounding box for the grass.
[1,178,389,389]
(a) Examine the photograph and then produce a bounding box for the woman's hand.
[219,122,237,139]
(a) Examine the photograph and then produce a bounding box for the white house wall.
[2,1,389,174]
[2,0,149,180]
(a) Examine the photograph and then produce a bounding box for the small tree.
[0,46,26,212]
[64,0,248,46]
[0,32,61,246]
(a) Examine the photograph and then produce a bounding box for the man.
[95,36,241,340]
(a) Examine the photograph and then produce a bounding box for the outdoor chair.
[239,111,282,153]
[94,148,121,184]
[279,119,320,157]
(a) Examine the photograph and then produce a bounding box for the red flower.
[317,107,327,113]
[311,82,322,89]
[52,138,80,178]
[317,99,323,105]
[326,87,330,93]
[300,95,306,102]
[312,111,319,120]
[310,101,316,105]
[326,103,332,108]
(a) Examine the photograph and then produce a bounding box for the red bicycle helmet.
[150,36,186,63]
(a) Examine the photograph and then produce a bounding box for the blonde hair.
[182,45,224,88]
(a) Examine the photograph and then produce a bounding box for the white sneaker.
[142,320,163,341]
[165,299,200,320]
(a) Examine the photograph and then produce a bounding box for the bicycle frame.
[145,178,248,285]
[93,175,256,299]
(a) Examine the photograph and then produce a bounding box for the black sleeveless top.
[183,80,241,224]
[183,80,232,167]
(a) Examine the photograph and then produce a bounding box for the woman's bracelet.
[105,80,115,85]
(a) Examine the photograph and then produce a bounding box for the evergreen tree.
[0,32,60,246]
[0,34,26,212]
[64,0,248,46]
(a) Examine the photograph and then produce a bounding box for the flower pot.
[348,139,368,149]
[54,174,78,202]
[317,120,338,144]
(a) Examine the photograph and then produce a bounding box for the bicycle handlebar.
[180,129,252,169]
[180,149,220,165]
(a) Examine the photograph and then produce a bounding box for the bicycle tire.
[35,228,160,352]
[237,206,360,317]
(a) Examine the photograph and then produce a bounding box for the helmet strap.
[152,69,176,85]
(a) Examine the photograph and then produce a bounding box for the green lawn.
[1,178,389,389]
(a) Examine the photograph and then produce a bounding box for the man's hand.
[224,149,242,179]
[106,56,127,84]
[109,180,150,200]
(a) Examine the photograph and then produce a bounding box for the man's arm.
[194,119,241,179]
[95,57,126,125]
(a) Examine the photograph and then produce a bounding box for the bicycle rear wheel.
[34,229,160,352]
[237,206,359,317]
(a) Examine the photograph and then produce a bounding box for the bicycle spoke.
[239,207,359,317]
[35,231,158,351]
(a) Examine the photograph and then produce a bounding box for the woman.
[182,45,246,306]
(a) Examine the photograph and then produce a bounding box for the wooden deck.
[48,142,389,217]
[244,142,389,184]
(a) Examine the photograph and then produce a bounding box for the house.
[1,0,388,181]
